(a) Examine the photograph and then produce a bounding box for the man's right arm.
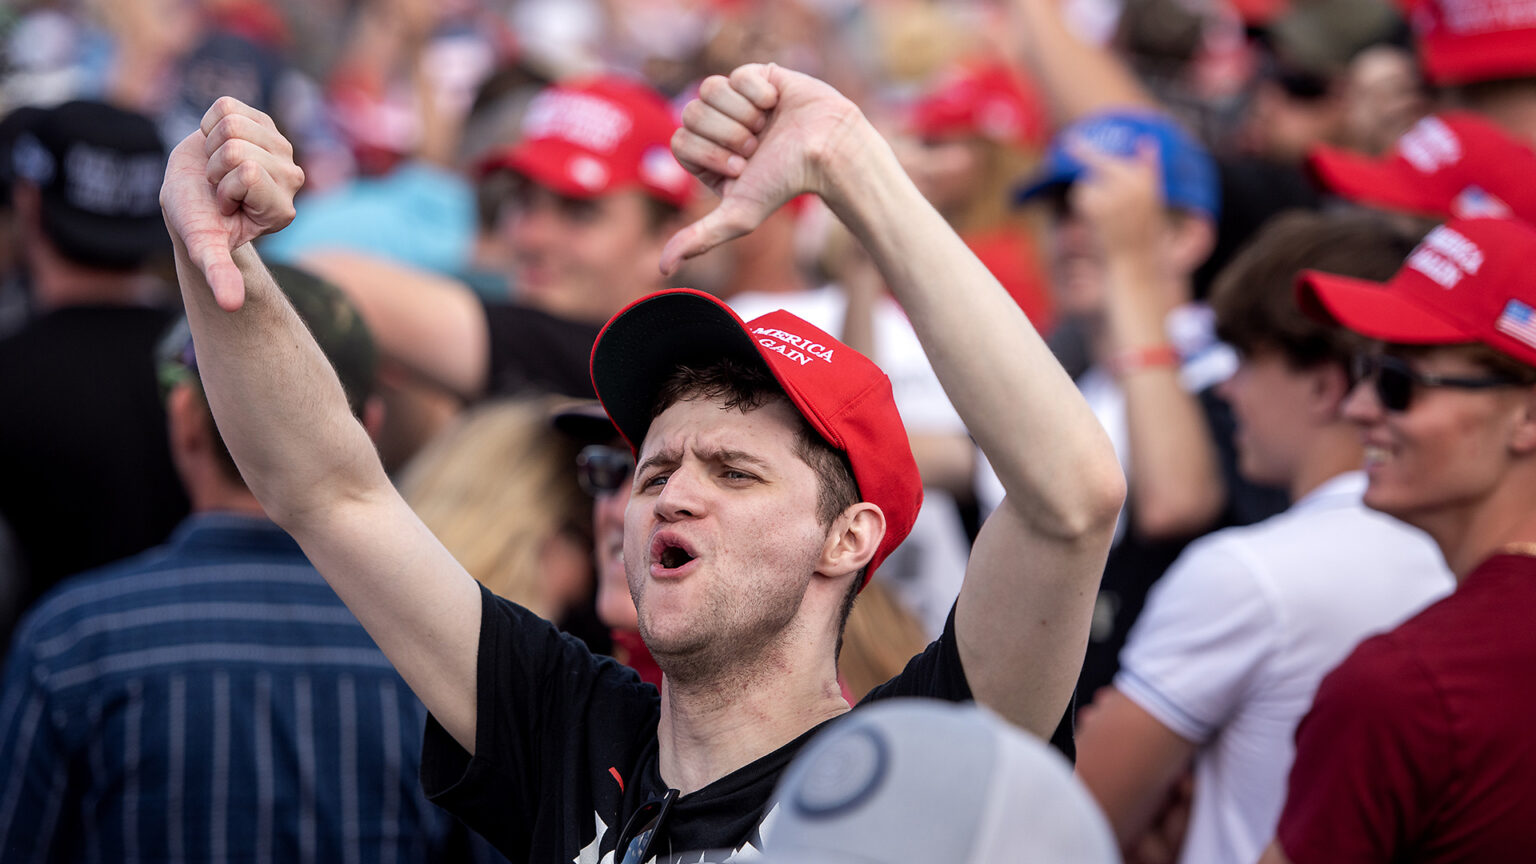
[299,250,491,401]
[161,97,482,752]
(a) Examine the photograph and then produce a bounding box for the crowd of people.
[2,0,1536,862]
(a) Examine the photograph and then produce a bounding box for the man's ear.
[166,383,214,460]
[1509,385,1536,455]
[12,182,41,243]
[1166,214,1216,276]
[819,502,886,579]
[1310,360,1353,422]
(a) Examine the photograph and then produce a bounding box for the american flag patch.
[1495,299,1536,350]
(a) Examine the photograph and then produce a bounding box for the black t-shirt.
[481,301,602,399]
[422,586,973,863]
[0,306,190,623]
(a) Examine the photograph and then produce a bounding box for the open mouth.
[651,535,698,572]
[659,545,696,570]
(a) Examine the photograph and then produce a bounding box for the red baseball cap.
[480,75,695,208]
[1308,112,1536,222]
[910,63,1047,150]
[1402,0,1536,85]
[590,289,923,587]
[1297,217,1536,369]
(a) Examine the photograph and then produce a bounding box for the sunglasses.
[1351,353,1527,412]
[615,788,678,864]
[577,445,634,497]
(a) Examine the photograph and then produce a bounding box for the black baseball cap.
[10,100,170,269]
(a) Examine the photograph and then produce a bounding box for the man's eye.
[723,470,756,482]
[642,473,669,489]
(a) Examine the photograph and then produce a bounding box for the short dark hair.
[1210,209,1423,369]
[652,359,861,527]
[652,359,867,652]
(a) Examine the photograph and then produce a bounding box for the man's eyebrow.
[710,449,773,471]
[635,448,682,478]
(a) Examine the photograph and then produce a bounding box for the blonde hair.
[839,580,932,702]
[398,397,592,620]
[954,137,1045,237]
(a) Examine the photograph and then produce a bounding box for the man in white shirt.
[1074,210,1454,864]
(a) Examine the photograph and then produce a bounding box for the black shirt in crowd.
[0,305,190,634]
[422,585,974,863]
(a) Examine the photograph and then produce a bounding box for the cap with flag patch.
[478,75,695,208]
[1405,0,1536,85]
[589,289,922,586]
[1308,112,1536,222]
[1297,217,1536,369]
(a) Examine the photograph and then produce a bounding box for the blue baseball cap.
[1015,110,1220,220]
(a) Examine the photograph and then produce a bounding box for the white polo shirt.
[1115,471,1453,864]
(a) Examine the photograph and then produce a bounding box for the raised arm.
[1071,139,1224,539]
[299,250,491,401]
[664,65,1126,737]
[160,97,483,750]
[1007,0,1159,124]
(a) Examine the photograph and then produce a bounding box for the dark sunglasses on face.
[1350,353,1528,412]
[615,788,678,864]
[577,445,634,497]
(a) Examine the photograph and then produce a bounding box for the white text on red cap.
[1441,1,1536,35]
[1399,116,1462,174]
[1408,225,1484,288]
[523,91,633,154]
[754,326,836,366]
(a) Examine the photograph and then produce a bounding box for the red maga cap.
[1308,112,1536,222]
[1403,0,1536,85]
[910,63,1047,150]
[479,75,695,208]
[1297,217,1536,368]
[590,289,923,587]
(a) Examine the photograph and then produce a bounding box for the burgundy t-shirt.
[1278,553,1536,863]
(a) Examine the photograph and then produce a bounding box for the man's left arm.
[664,64,1126,738]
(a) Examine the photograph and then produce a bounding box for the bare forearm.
[174,239,387,523]
[1009,0,1156,124]
[300,251,489,400]
[909,433,977,500]
[1104,256,1223,538]
[824,124,1124,539]
[174,237,482,747]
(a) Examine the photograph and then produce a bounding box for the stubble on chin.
[639,575,810,692]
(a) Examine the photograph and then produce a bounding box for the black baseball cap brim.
[590,289,768,453]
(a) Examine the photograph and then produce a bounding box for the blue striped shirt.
[0,513,455,863]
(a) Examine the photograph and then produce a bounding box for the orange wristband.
[1111,344,1180,376]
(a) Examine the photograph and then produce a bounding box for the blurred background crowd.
[1,0,1533,861]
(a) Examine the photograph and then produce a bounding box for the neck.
[1288,427,1364,502]
[184,464,267,518]
[1411,473,1536,582]
[29,244,157,311]
[654,634,848,795]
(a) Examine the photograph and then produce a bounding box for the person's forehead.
[1390,343,1501,373]
[638,396,805,460]
[515,177,653,210]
